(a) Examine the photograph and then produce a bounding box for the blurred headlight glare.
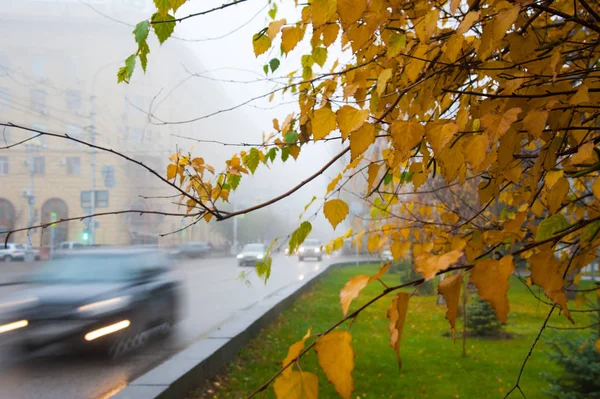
[257,254,264,259]
[299,247,305,253]
[0,320,28,334]
[77,296,131,315]
[84,320,130,341]
[315,248,321,253]
[0,297,38,309]
[237,254,243,259]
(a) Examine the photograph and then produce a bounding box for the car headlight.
[315,248,321,253]
[237,254,244,259]
[77,296,131,316]
[257,254,264,259]
[299,247,305,253]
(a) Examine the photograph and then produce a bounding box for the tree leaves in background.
[315,331,354,399]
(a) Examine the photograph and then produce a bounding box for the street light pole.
[89,94,97,245]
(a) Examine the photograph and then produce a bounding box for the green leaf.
[227,174,241,190]
[312,47,327,67]
[154,0,170,17]
[263,64,269,75]
[581,220,600,243]
[134,21,150,44]
[152,13,176,45]
[265,147,277,163]
[138,41,150,72]
[244,148,260,174]
[288,221,312,253]
[301,54,314,68]
[400,171,413,183]
[302,66,312,80]
[281,147,290,162]
[117,54,136,84]
[383,172,392,185]
[388,33,406,58]
[269,58,280,73]
[256,256,272,284]
[535,213,569,242]
[284,131,299,144]
[268,3,277,19]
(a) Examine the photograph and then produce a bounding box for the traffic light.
[82,230,90,241]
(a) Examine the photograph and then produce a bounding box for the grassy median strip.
[190,263,592,399]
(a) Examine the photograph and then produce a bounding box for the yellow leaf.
[336,105,369,139]
[267,19,287,41]
[282,328,312,375]
[444,33,464,63]
[252,33,271,56]
[593,177,600,200]
[522,109,548,138]
[376,68,393,95]
[167,164,177,180]
[312,0,337,28]
[387,292,409,368]
[311,107,337,140]
[369,262,391,283]
[391,241,410,261]
[415,10,439,43]
[315,331,354,399]
[367,163,381,193]
[456,11,480,35]
[462,134,489,172]
[390,121,425,162]
[596,338,600,353]
[547,177,569,214]
[570,142,595,165]
[367,233,380,253]
[478,6,520,60]
[327,173,342,194]
[426,121,458,155]
[337,0,366,27]
[282,27,303,54]
[438,273,463,340]
[530,251,573,322]
[545,170,564,189]
[414,250,463,281]
[340,275,369,316]
[274,371,319,399]
[450,0,460,13]
[322,23,339,46]
[350,122,376,160]
[570,85,590,105]
[323,199,349,229]
[481,107,521,141]
[469,256,514,324]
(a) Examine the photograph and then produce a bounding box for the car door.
[137,254,177,327]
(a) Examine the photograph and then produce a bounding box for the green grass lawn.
[189,264,597,399]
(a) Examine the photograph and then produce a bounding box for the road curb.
[112,258,378,399]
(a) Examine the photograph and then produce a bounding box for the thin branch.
[151,0,251,25]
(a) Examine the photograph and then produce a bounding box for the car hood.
[0,283,130,310]
[240,251,265,257]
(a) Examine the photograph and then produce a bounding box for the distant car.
[381,249,393,263]
[23,245,41,261]
[299,239,322,261]
[172,242,212,259]
[0,247,182,358]
[54,241,86,257]
[237,243,266,266]
[0,243,26,262]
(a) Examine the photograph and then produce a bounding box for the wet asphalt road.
[0,254,352,399]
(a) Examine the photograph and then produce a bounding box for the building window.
[81,190,109,208]
[31,55,45,79]
[30,89,47,114]
[66,90,81,111]
[130,128,144,144]
[67,157,80,175]
[0,87,10,109]
[0,157,8,175]
[33,156,45,174]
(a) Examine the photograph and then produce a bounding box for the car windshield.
[31,253,155,283]
[303,240,320,247]
[243,244,264,252]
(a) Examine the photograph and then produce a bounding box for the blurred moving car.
[237,243,266,266]
[171,242,212,259]
[54,241,86,257]
[298,239,322,261]
[0,243,26,262]
[0,247,182,358]
[380,249,393,263]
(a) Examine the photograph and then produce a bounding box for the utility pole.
[89,95,97,245]
[25,144,36,260]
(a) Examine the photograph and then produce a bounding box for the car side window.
[73,243,84,249]
[61,243,69,249]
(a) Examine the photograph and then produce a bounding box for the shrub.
[466,295,502,336]
[543,328,600,399]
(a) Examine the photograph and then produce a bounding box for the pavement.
[0,253,365,399]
